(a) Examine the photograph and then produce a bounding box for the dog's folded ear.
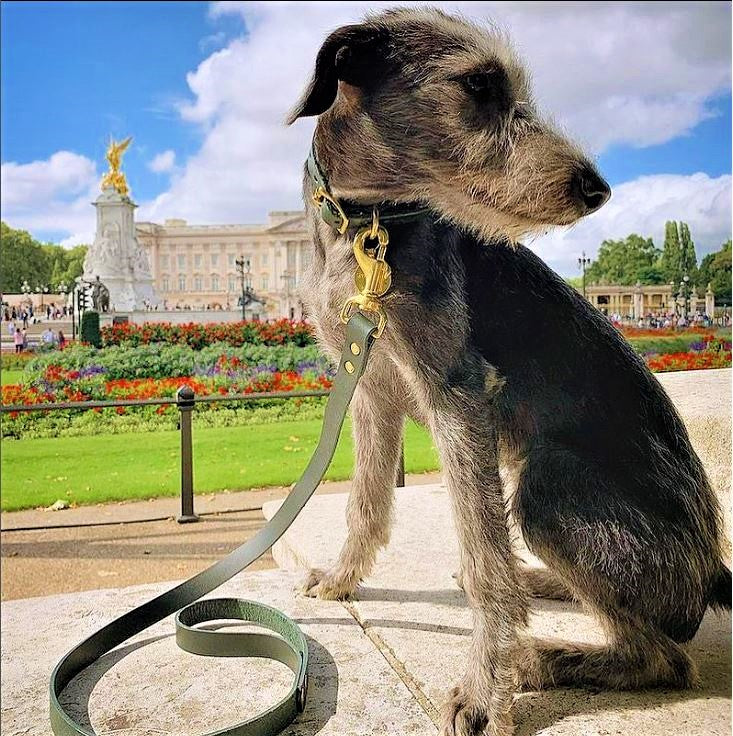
[287,23,390,124]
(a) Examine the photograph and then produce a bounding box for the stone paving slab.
[265,486,732,736]
[0,569,436,736]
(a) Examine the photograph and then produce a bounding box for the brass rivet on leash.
[350,342,361,355]
[344,361,355,374]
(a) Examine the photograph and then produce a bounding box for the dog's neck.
[307,144,431,236]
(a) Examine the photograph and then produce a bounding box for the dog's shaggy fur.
[288,9,731,735]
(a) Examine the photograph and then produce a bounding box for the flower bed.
[2,327,730,440]
[101,318,315,348]
[644,335,732,373]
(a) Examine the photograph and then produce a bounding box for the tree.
[0,221,87,293]
[698,240,732,306]
[0,221,50,292]
[585,234,663,285]
[660,221,682,284]
[679,222,698,284]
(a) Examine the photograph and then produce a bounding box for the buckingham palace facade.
[135,211,311,319]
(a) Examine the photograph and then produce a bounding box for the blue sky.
[1,1,242,203]
[1,1,731,275]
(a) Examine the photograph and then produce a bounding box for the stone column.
[706,283,715,316]
[632,282,643,320]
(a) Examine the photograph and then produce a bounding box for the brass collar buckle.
[340,210,391,338]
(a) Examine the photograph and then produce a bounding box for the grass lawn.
[0,418,439,511]
[1,369,24,386]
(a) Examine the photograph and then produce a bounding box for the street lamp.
[577,251,591,299]
[235,256,252,321]
[35,284,49,308]
[57,283,68,320]
[20,280,31,296]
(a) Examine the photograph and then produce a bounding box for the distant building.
[583,282,715,318]
[136,211,310,319]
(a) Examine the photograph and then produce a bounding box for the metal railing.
[0,386,406,522]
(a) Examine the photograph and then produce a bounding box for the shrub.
[80,311,101,348]
[100,318,315,349]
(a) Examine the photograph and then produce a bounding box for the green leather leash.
[49,313,378,736]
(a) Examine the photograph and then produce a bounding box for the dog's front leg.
[432,399,527,736]
[303,370,405,600]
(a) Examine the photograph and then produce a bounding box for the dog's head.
[288,8,610,242]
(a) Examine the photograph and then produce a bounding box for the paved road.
[0,474,441,600]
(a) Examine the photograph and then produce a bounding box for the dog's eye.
[464,71,493,93]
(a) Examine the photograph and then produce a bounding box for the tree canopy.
[585,222,727,296]
[585,234,664,286]
[0,221,87,293]
[698,240,731,306]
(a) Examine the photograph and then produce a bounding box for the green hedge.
[80,311,101,348]
[23,342,329,381]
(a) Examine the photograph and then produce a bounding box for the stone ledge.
[265,485,731,736]
[0,570,435,736]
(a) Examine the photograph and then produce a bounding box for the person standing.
[58,330,66,349]
[13,326,24,353]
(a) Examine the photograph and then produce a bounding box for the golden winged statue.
[100,136,132,196]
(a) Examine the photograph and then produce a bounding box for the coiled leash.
[49,157,427,736]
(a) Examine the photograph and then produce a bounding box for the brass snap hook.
[369,207,380,240]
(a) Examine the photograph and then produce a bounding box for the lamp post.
[57,283,68,321]
[35,284,49,309]
[235,256,251,321]
[577,251,590,299]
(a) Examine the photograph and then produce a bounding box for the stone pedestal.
[82,187,160,312]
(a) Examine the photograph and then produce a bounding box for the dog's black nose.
[571,167,611,214]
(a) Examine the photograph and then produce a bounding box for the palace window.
[211,274,220,291]
[228,275,236,292]
[194,254,202,268]
[228,254,235,267]
[162,276,170,292]
[210,253,218,267]
[194,275,203,292]
[261,253,268,266]
[160,255,169,269]
[178,274,187,292]
[261,275,269,291]
[178,254,186,270]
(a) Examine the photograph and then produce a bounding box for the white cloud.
[0,151,98,245]
[148,149,176,173]
[139,0,730,229]
[2,1,730,260]
[530,173,732,275]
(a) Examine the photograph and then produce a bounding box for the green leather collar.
[307,144,430,234]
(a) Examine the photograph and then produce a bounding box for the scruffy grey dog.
[287,8,731,735]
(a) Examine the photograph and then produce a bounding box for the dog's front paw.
[300,567,358,600]
[441,685,513,736]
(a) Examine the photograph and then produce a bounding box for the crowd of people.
[608,310,729,329]
[2,302,69,325]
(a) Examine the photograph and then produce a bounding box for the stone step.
[0,569,435,736]
[264,483,731,736]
